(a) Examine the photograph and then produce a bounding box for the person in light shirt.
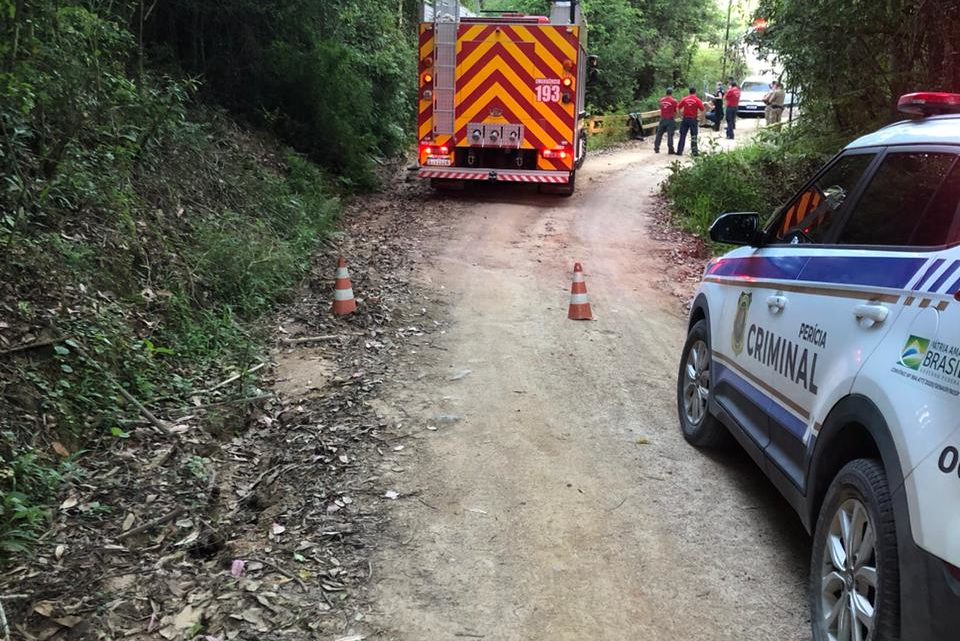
[768,81,786,124]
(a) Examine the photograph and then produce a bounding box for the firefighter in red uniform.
[724,79,741,139]
[676,86,705,157]
[654,87,679,154]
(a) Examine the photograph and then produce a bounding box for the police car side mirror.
[710,212,762,246]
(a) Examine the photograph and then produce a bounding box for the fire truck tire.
[430,178,465,191]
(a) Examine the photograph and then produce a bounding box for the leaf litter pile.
[648,195,710,310]
[1,178,448,641]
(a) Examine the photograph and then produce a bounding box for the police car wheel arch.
[804,394,905,532]
[688,293,712,332]
[676,319,727,448]
[810,458,901,641]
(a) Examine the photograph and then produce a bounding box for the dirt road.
[370,131,811,640]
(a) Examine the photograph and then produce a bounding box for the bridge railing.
[587,110,661,137]
[588,108,801,138]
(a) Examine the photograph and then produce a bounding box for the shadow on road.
[702,440,813,573]
[422,180,578,207]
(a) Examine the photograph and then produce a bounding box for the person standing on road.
[654,87,678,154]
[724,79,741,140]
[767,81,786,125]
[762,82,775,125]
[676,86,705,157]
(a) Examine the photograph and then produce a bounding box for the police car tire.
[809,458,900,641]
[676,319,727,448]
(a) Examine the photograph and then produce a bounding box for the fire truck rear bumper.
[419,167,570,184]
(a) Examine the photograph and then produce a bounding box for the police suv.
[678,92,960,641]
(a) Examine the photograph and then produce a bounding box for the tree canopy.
[753,0,960,131]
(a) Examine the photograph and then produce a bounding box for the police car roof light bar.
[897,92,960,116]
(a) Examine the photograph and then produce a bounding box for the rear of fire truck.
[417,0,588,195]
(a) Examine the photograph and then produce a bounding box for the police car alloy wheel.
[676,320,726,448]
[810,459,900,641]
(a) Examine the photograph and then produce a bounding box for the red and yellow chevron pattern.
[780,187,825,235]
[418,24,435,144]
[418,21,580,172]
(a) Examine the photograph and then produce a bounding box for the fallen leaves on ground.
[0,164,449,640]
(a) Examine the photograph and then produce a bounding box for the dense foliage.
[666,0,960,244]
[146,0,421,188]
[753,0,960,131]
[0,0,353,560]
[663,126,835,240]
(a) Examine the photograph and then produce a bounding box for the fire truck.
[417,0,590,195]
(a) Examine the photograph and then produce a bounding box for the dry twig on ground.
[0,595,28,641]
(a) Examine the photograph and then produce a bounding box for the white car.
[678,91,960,641]
[737,76,796,117]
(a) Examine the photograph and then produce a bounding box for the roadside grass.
[588,120,631,150]
[661,125,836,243]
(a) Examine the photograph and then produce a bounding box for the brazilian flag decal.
[900,335,930,370]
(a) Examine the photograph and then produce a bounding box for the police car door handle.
[766,294,787,312]
[853,304,889,325]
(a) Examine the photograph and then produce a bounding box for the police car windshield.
[741,82,768,92]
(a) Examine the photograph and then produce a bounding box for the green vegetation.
[587,123,630,151]
[663,127,832,239]
[753,0,960,131]
[665,0,960,243]
[0,0,415,561]
[146,1,421,188]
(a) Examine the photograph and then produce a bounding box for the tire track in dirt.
[371,131,810,641]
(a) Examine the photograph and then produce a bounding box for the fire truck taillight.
[420,144,449,157]
[423,73,433,84]
[541,147,570,160]
[562,77,573,87]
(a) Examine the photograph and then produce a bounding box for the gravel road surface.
[371,135,811,641]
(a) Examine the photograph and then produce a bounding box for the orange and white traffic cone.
[568,262,593,320]
[332,257,357,315]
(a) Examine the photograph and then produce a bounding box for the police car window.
[838,152,958,247]
[775,153,874,244]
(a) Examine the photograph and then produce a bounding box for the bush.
[0,439,63,556]
[144,1,418,189]
[0,2,341,563]
[587,119,631,150]
[262,41,378,189]
[661,125,835,242]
